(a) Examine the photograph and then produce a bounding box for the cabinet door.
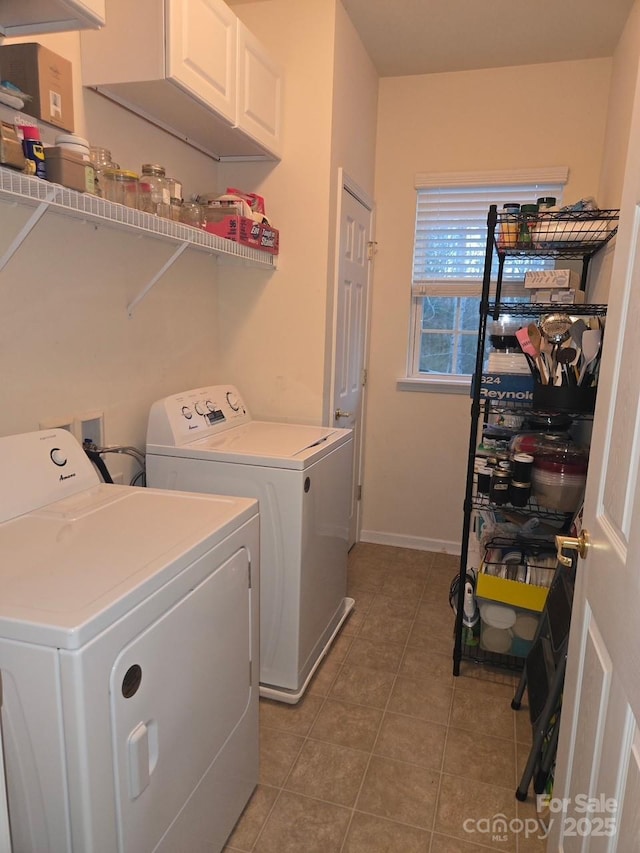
[236,21,282,157]
[0,0,105,35]
[166,0,237,124]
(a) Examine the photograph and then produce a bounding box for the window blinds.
[412,173,567,295]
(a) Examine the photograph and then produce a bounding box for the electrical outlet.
[39,417,74,433]
[75,411,104,448]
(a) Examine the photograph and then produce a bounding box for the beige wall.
[219,0,377,424]
[362,59,612,551]
[219,0,336,424]
[0,30,223,484]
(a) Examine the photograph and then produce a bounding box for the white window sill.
[397,375,472,395]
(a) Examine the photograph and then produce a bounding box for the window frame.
[402,167,568,392]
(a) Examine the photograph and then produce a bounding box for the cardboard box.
[45,147,95,193]
[0,43,74,131]
[477,572,549,613]
[472,373,534,404]
[524,268,580,289]
[530,288,585,304]
[204,214,279,255]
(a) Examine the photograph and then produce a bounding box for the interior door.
[548,65,640,849]
[332,175,373,548]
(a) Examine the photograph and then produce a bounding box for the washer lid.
[155,421,352,469]
[0,484,257,649]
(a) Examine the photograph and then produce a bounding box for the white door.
[332,174,373,548]
[548,65,640,849]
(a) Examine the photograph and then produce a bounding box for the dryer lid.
[173,421,351,468]
[0,485,257,649]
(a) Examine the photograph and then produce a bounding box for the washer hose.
[83,443,114,484]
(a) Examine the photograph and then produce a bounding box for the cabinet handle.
[555,530,590,567]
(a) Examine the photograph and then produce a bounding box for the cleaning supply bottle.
[21,125,46,179]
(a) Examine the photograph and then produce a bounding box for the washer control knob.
[194,401,206,415]
[206,400,215,412]
[50,447,66,467]
[226,392,241,411]
[181,406,193,420]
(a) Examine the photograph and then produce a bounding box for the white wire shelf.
[0,165,277,312]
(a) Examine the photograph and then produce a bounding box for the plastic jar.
[498,202,520,248]
[139,164,171,217]
[102,168,140,209]
[537,196,557,211]
[56,133,91,161]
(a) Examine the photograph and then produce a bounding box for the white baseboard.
[358,529,461,556]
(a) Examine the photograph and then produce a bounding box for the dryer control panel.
[0,428,99,522]
[147,385,252,448]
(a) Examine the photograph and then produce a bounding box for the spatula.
[578,329,602,386]
[516,326,546,383]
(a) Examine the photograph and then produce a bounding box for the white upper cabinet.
[81,0,282,161]
[166,0,236,125]
[0,0,105,35]
[236,21,282,158]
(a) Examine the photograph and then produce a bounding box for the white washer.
[146,384,354,703]
[0,428,259,853]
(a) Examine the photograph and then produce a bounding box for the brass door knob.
[555,530,590,567]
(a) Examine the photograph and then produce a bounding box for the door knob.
[555,530,590,567]
[334,409,352,419]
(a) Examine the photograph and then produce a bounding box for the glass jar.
[489,468,511,505]
[180,201,204,228]
[90,147,117,198]
[139,164,171,217]
[169,197,183,222]
[102,169,139,208]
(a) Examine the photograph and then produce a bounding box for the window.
[407,168,568,383]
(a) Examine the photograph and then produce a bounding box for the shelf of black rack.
[460,641,526,671]
[471,493,573,525]
[488,302,608,318]
[495,209,619,260]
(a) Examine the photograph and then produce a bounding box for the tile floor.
[224,544,548,853]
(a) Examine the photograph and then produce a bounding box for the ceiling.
[340,0,636,77]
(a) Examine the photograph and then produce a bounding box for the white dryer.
[146,384,354,703]
[0,428,259,853]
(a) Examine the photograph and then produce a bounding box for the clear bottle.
[139,164,171,217]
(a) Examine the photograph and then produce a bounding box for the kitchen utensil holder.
[532,382,597,413]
